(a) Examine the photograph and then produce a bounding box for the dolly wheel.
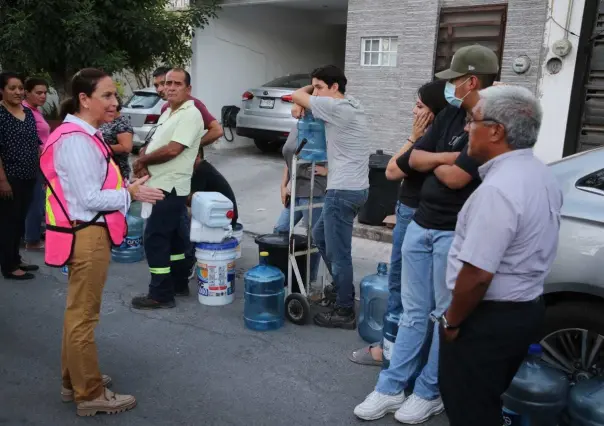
[285,294,311,325]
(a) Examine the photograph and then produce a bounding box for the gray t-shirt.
[282,126,327,198]
[309,95,369,191]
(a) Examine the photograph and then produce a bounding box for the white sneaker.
[353,391,406,421]
[394,394,444,424]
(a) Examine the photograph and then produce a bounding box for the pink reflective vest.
[40,122,127,267]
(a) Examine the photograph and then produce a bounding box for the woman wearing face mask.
[41,68,164,417]
[350,79,448,366]
[0,71,42,280]
[23,77,51,251]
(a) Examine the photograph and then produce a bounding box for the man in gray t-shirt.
[292,65,369,329]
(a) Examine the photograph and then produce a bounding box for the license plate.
[259,98,275,109]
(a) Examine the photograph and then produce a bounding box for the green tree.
[0,0,220,96]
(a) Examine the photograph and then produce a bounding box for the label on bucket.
[197,261,235,297]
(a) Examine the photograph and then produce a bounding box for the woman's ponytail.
[59,97,76,120]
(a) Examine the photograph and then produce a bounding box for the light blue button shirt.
[54,114,130,222]
[446,149,563,302]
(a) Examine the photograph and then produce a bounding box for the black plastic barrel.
[358,150,400,226]
[254,233,308,294]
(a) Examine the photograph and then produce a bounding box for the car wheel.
[254,139,281,153]
[540,301,604,382]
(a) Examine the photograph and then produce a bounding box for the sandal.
[349,343,383,366]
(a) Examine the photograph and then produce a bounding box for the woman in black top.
[0,71,41,280]
[349,80,448,365]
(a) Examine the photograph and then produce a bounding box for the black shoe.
[313,284,337,308]
[19,263,39,272]
[175,287,190,297]
[131,295,175,310]
[313,306,356,329]
[3,272,35,280]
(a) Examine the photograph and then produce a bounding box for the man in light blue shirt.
[438,85,563,426]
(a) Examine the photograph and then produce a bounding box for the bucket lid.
[254,233,308,249]
[369,150,392,169]
[195,238,238,251]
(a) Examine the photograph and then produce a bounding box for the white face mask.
[444,77,471,108]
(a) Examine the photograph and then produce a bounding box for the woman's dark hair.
[0,71,24,90]
[417,80,448,117]
[310,65,347,94]
[25,77,49,92]
[116,95,123,112]
[60,68,109,119]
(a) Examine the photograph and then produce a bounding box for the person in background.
[354,44,498,424]
[0,71,41,280]
[349,79,448,366]
[131,68,203,308]
[23,77,51,251]
[43,68,164,416]
[151,66,239,287]
[99,96,133,180]
[274,124,328,287]
[291,65,369,329]
[439,85,561,426]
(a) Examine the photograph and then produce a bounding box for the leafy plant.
[0,0,221,98]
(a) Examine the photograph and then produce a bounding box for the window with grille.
[434,4,507,77]
[361,37,398,67]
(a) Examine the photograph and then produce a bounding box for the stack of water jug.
[190,192,238,307]
[356,263,604,425]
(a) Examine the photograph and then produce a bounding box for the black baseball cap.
[435,45,499,80]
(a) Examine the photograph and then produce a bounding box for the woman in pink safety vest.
[40,68,164,417]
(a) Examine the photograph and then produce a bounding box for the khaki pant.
[61,225,111,402]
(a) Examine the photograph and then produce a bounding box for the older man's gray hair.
[478,85,543,150]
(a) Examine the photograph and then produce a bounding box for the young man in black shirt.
[354,45,499,424]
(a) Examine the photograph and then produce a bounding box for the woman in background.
[23,77,51,251]
[0,71,41,280]
[99,96,133,180]
[349,79,448,366]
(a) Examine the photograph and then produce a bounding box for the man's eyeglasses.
[465,115,503,127]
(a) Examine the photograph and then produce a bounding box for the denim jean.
[273,196,324,282]
[376,220,454,400]
[24,171,45,243]
[312,189,368,308]
[386,202,416,318]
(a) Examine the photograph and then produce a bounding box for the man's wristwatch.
[431,313,459,330]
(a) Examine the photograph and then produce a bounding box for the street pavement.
[0,146,448,426]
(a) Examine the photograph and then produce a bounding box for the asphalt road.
[0,236,448,426]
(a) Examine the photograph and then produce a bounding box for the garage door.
[578,0,604,152]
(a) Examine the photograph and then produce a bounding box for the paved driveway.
[0,147,449,426]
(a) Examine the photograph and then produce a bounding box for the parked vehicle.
[121,87,166,149]
[543,147,604,382]
[237,73,311,153]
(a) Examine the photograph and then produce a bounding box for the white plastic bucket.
[232,223,244,259]
[195,238,238,306]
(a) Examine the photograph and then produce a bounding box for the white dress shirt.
[54,114,130,222]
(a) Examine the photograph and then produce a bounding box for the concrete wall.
[346,0,550,155]
[534,0,586,163]
[190,4,346,148]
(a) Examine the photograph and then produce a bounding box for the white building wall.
[535,0,586,163]
[190,5,346,147]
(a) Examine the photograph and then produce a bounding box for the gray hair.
[477,85,542,150]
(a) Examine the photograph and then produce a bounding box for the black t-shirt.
[397,106,481,231]
[397,171,425,209]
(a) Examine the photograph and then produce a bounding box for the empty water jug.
[358,263,389,343]
[568,377,604,426]
[297,111,327,162]
[382,312,400,370]
[244,252,285,331]
[111,203,145,263]
[502,344,570,426]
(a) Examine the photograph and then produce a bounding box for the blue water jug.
[382,312,400,370]
[568,377,604,426]
[111,203,145,263]
[502,344,570,426]
[244,251,286,331]
[358,262,389,343]
[297,111,327,162]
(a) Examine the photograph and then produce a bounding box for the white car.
[121,88,166,149]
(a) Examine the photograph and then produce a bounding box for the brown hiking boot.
[61,374,112,402]
[76,388,136,417]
